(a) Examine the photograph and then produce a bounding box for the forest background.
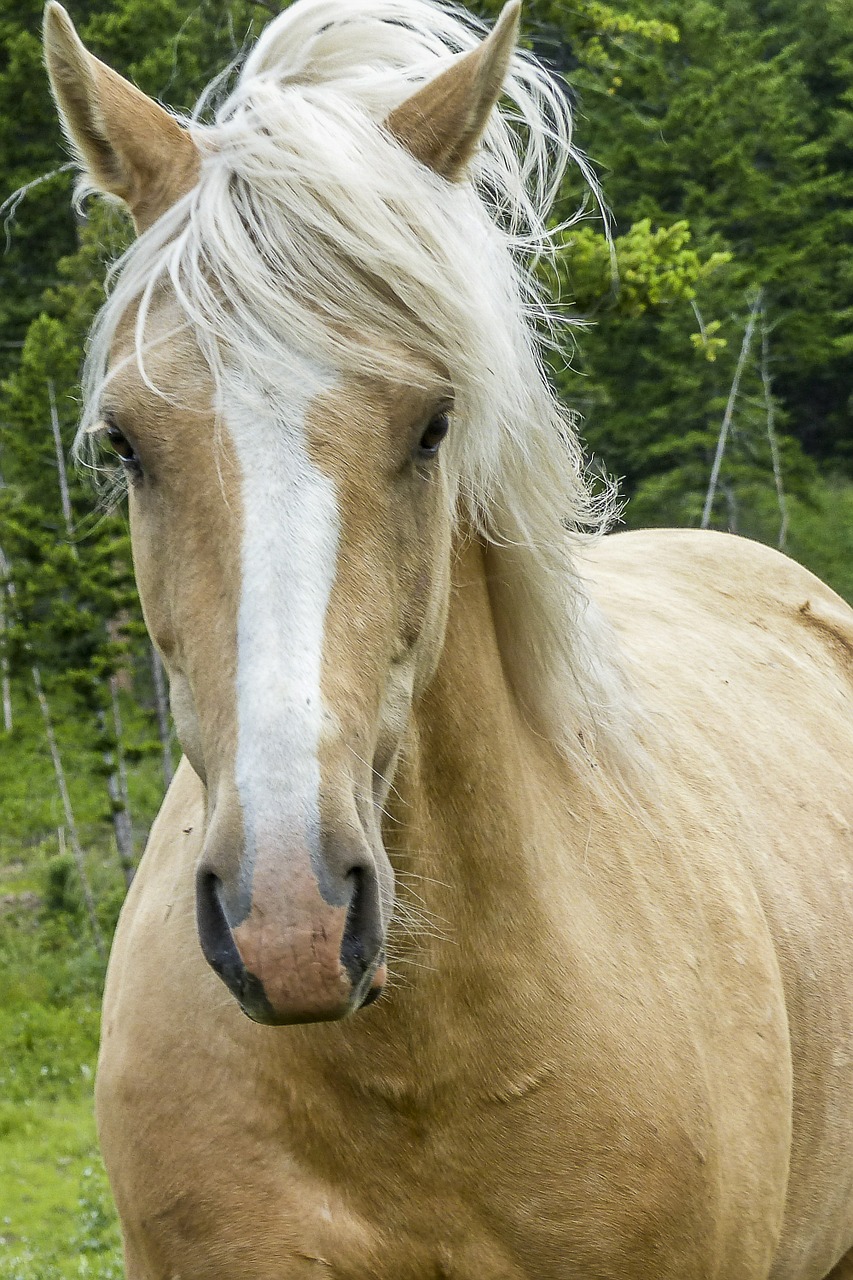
[0,0,851,1273]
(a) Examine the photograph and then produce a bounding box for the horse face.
[103,306,453,1022]
[46,0,518,1022]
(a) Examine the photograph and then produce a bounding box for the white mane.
[81,0,643,779]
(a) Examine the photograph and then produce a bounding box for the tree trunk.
[108,674,135,886]
[48,378,74,538]
[760,313,789,551]
[701,289,762,531]
[98,700,134,889]
[32,665,105,959]
[47,386,135,885]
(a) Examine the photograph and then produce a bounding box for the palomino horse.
[45,0,853,1275]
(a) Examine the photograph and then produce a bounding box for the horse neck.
[342,535,596,1090]
[392,533,559,934]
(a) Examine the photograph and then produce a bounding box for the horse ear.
[385,0,521,180]
[43,2,199,232]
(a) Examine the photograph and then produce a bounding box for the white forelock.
[79,0,644,779]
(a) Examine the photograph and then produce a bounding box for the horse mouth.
[236,952,387,1026]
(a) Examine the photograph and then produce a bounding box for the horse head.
[44,0,527,1024]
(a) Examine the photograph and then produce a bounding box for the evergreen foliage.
[564,0,853,481]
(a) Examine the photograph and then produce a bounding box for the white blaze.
[224,364,339,919]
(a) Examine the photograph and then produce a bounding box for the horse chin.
[231,953,388,1027]
[237,995,350,1028]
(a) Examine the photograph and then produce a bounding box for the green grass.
[629,472,853,607]
[0,884,124,1279]
[0,1097,122,1280]
[0,685,167,1280]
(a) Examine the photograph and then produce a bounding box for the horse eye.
[418,412,450,457]
[105,423,140,470]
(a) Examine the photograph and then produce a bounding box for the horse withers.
[44,0,853,1275]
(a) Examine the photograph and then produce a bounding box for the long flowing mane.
[80,0,643,779]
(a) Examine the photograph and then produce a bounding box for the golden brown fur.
[98,530,853,1279]
[42,4,853,1275]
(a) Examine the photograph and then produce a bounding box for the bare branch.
[701,289,762,531]
[0,593,10,733]
[48,379,76,545]
[1,163,75,252]
[759,309,789,552]
[690,298,708,344]
[0,536,13,732]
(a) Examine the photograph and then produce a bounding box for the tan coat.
[41,7,853,1274]
[98,530,853,1280]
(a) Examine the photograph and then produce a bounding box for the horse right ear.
[385,0,521,181]
[43,2,199,232]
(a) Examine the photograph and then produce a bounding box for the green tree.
[571,0,853,465]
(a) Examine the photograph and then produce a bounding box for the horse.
[43,0,853,1275]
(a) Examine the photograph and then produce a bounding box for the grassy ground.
[0,682,170,1280]
[0,683,167,858]
[0,1097,121,1280]
[0,846,125,1280]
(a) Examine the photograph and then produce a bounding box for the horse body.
[97,529,853,1279]
[41,0,853,1272]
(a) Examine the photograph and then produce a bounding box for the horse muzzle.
[195,850,387,1025]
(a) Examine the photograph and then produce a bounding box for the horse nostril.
[196,869,277,1023]
[340,868,369,984]
[196,870,241,982]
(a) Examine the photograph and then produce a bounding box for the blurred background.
[0,0,850,1272]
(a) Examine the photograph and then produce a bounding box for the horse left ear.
[385,0,521,181]
[43,2,199,232]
